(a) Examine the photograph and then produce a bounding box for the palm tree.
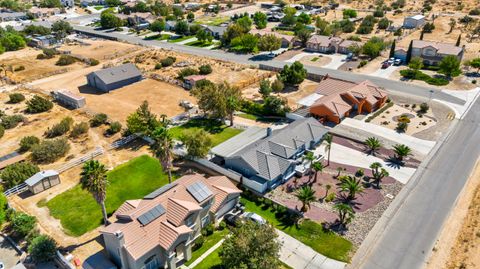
[303,152,316,179]
[324,134,333,166]
[311,161,324,184]
[324,184,332,199]
[370,162,389,188]
[333,203,355,227]
[365,137,382,155]
[295,186,316,212]
[393,144,412,162]
[150,126,174,183]
[340,176,364,200]
[80,160,109,226]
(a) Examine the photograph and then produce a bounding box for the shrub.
[359,60,368,68]
[0,162,40,188]
[198,64,212,75]
[419,102,429,113]
[397,114,411,123]
[31,138,70,164]
[56,55,76,66]
[160,56,176,67]
[177,67,199,79]
[12,212,37,237]
[25,229,40,245]
[45,117,74,138]
[90,113,108,127]
[29,235,57,263]
[89,58,99,66]
[108,121,122,134]
[8,93,25,103]
[26,95,53,113]
[201,224,214,236]
[70,122,89,138]
[469,9,480,15]
[325,192,336,202]
[355,168,365,177]
[0,125,4,139]
[155,63,162,69]
[396,121,408,132]
[218,221,227,230]
[42,48,57,59]
[193,236,204,251]
[271,79,284,93]
[19,136,40,152]
[0,114,25,129]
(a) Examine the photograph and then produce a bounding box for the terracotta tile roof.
[307,35,343,47]
[100,174,240,260]
[249,29,295,42]
[412,40,463,56]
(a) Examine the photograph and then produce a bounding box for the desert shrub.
[396,121,408,132]
[177,67,199,79]
[45,117,74,138]
[19,136,40,152]
[56,55,76,66]
[0,114,25,129]
[0,162,40,188]
[70,122,89,138]
[42,48,57,58]
[26,95,53,113]
[29,235,57,263]
[419,102,429,113]
[160,56,176,67]
[31,138,70,164]
[325,192,336,202]
[397,114,411,123]
[14,65,25,72]
[0,126,4,138]
[358,60,368,68]
[155,63,162,69]
[89,58,99,66]
[198,64,212,75]
[90,113,108,127]
[8,93,25,103]
[108,121,122,134]
[12,212,37,237]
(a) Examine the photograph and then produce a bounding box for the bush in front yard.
[26,95,53,113]
[12,212,37,237]
[19,136,40,152]
[192,235,205,251]
[56,55,76,66]
[90,113,108,127]
[31,138,70,164]
[28,235,57,263]
[0,162,40,188]
[201,224,214,236]
[8,93,25,103]
[45,117,74,138]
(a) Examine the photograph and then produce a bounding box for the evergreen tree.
[389,39,396,58]
[406,40,413,64]
[456,34,461,46]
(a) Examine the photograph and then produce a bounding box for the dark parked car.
[381,61,391,69]
[224,213,241,227]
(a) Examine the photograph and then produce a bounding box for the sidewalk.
[277,230,346,269]
[181,238,225,269]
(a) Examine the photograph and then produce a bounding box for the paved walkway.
[182,238,225,269]
[314,143,416,184]
[277,230,346,269]
[339,118,436,156]
[435,87,480,119]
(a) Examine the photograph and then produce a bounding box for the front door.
[175,244,184,261]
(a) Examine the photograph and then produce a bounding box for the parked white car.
[242,212,267,225]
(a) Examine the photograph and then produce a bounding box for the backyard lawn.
[169,118,243,146]
[185,40,218,47]
[185,228,229,266]
[46,155,171,236]
[241,196,353,262]
[168,35,194,43]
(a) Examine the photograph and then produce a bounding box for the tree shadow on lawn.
[182,118,227,134]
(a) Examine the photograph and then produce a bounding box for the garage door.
[216,198,238,218]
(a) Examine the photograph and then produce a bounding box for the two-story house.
[306,35,363,54]
[100,174,241,269]
[221,118,328,193]
[410,40,464,66]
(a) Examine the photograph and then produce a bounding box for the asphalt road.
[72,25,465,105]
[0,236,21,268]
[70,24,480,269]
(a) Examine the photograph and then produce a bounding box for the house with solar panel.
[100,174,241,269]
[86,63,142,93]
[211,118,328,193]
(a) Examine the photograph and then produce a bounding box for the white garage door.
[216,198,238,218]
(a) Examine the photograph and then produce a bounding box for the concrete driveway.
[0,236,21,269]
[277,230,346,269]
[369,65,400,78]
[285,53,346,70]
[314,143,416,184]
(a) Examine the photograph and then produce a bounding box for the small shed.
[403,14,425,29]
[54,90,86,109]
[25,170,60,194]
[183,75,206,90]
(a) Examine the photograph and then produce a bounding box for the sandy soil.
[370,103,437,136]
[425,160,480,269]
[60,39,141,61]
[300,55,332,68]
[281,79,320,107]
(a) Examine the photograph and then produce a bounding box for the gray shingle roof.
[90,63,142,85]
[210,126,266,158]
[228,118,328,181]
[25,170,59,186]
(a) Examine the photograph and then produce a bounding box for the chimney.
[267,127,272,137]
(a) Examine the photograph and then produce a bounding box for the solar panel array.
[144,182,178,199]
[0,151,20,162]
[186,182,212,203]
[137,204,166,226]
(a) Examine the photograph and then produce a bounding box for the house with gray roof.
[222,118,328,193]
[86,63,142,92]
[202,25,227,39]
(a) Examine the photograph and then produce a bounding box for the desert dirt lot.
[426,160,480,269]
[59,39,140,60]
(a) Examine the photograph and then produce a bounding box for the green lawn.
[185,40,218,48]
[185,229,229,266]
[241,197,353,262]
[195,16,230,26]
[46,155,172,236]
[168,35,194,43]
[144,34,170,41]
[169,119,243,146]
[93,5,104,10]
[311,57,319,62]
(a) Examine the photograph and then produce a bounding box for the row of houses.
[306,35,363,54]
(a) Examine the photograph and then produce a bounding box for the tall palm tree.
[80,160,109,226]
[393,144,412,162]
[370,162,389,188]
[365,137,382,156]
[150,126,174,183]
[311,161,324,184]
[324,134,333,166]
[333,203,355,227]
[303,152,316,179]
[295,186,316,212]
[340,176,364,200]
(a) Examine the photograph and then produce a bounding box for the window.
[202,198,213,208]
[201,215,210,228]
[185,214,195,227]
[142,255,158,269]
